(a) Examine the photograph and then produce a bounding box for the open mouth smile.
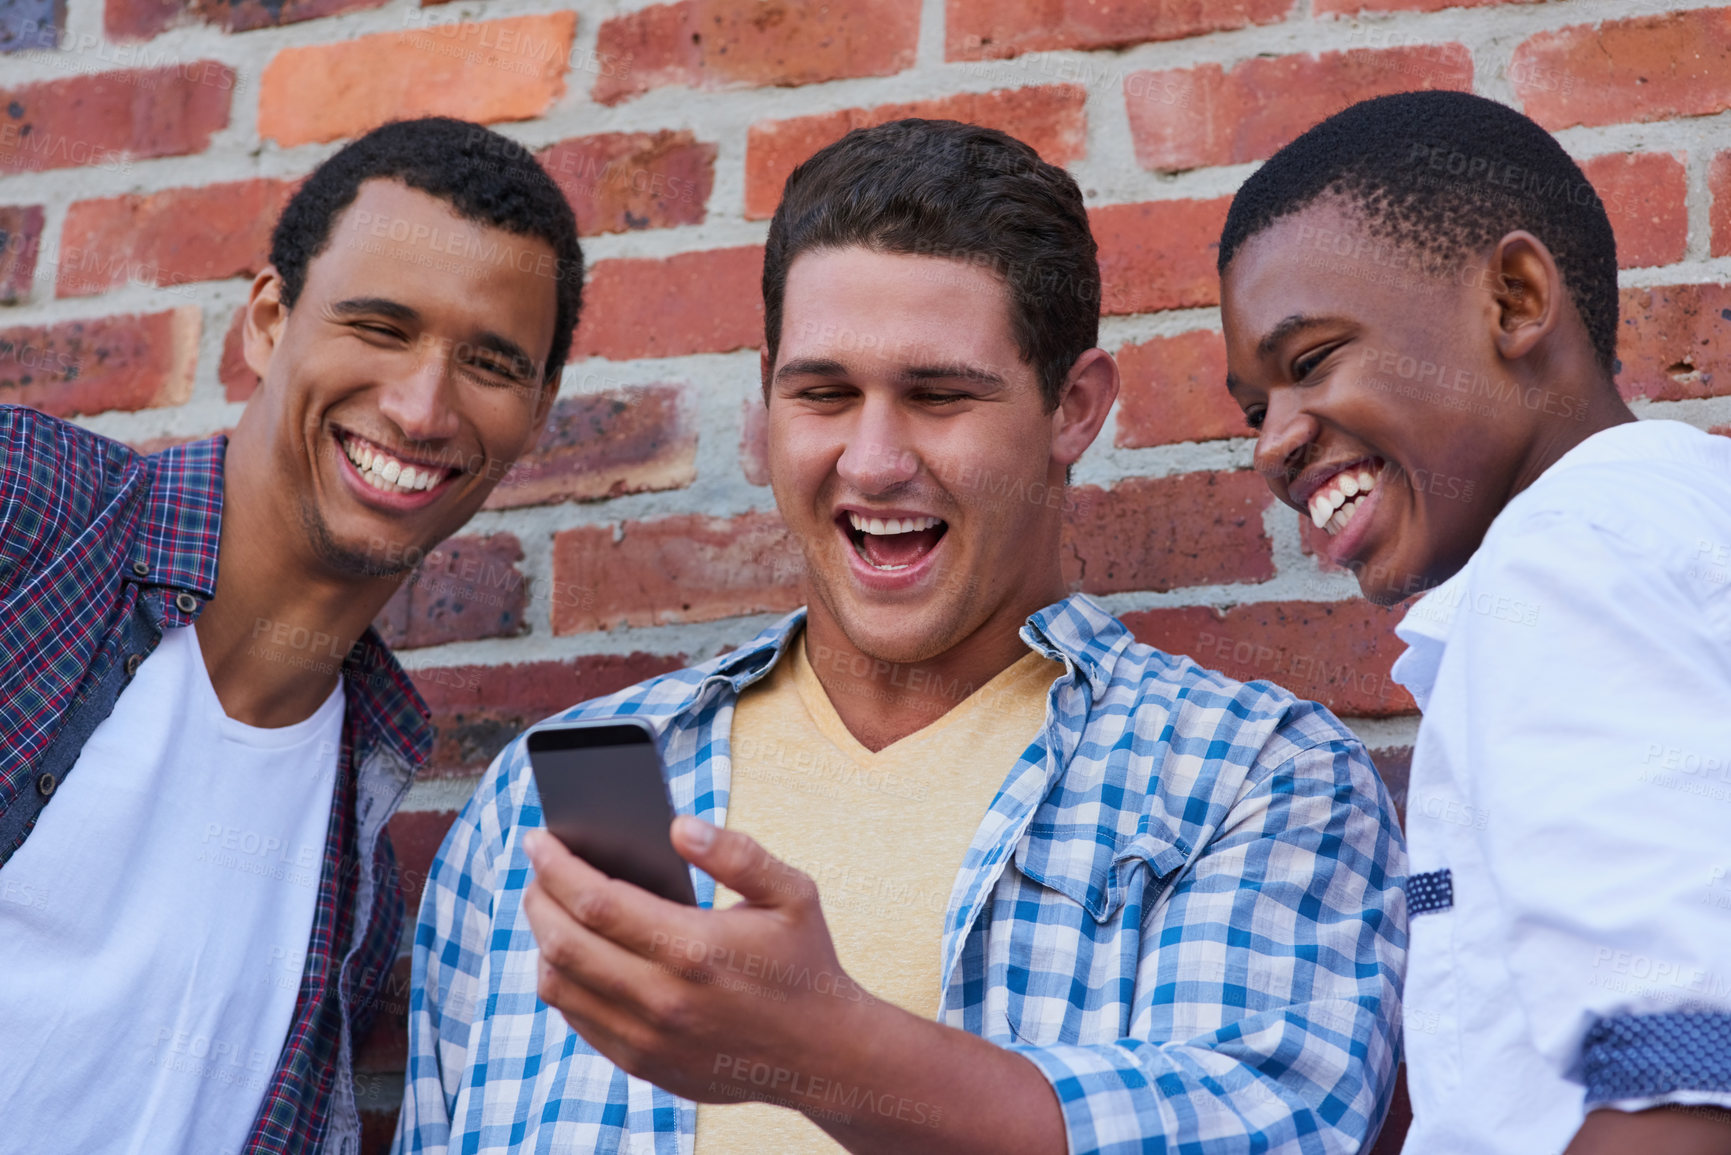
[1306,458,1385,538]
[338,430,459,497]
[841,510,948,573]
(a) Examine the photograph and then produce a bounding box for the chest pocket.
[1001,809,1191,1046]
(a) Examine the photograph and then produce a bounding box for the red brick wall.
[4,0,1729,1143]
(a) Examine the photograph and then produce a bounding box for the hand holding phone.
[527,719,697,905]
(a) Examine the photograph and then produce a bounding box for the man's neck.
[195,451,409,729]
[800,586,1066,754]
[1504,376,1637,502]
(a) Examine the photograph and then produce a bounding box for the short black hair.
[1218,90,1618,375]
[763,118,1098,410]
[270,116,583,385]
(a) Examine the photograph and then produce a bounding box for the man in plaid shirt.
[398,120,1407,1155]
[0,118,581,1154]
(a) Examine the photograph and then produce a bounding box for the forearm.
[1565,1106,1731,1155]
[795,995,1066,1155]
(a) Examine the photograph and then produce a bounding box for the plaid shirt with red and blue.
[0,405,433,1155]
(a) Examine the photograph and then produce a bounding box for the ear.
[1050,347,1119,470]
[1488,230,1563,363]
[242,266,290,384]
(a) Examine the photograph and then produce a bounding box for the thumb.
[672,817,815,908]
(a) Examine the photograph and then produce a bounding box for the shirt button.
[131,560,149,577]
[36,772,56,797]
[175,592,198,614]
[124,653,144,678]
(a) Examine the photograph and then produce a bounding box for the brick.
[1710,152,1731,258]
[372,533,527,650]
[552,511,802,633]
[1,0,61,53]
[1368,746,1412,824]
[573,245,763,361]
[1114,330,1248,448]
[0,204,43,303]
[1510,9,1731,131]
[484,386,697,509]
[128,427,231,456]
[947,0,1289,62]
[1090,198,1231,316]
[412,653,687,775]
[1317,0,1531,11]
[0,307,198,418]
[539,131,715,237]
[219,307,257,403]
[745,84,1086,220]
[1061,471,1274,594]
[259,13,576,149]
[0,65,233,175]
[1125,45,1472,174]
[1581,153,1687,270]
[385,809,457,912]
[57,179,296,298]
[1367,1068,1413,1154]
[1121,599,1416,716]
[740,395,770,486]
[1615,284,1731,402]
[106,0,385,40]
[593,0,919,106]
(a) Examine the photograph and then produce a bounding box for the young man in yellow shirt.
[398,119,1408,1155]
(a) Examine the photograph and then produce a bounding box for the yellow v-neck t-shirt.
[694,633,1061,1153]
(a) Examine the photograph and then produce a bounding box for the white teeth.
[341,434,449,495]
[1308,462,1384,532]
[847,513,943,535]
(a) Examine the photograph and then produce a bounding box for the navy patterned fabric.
[1407,868,1454,916]
[1583,1010,1731,1104]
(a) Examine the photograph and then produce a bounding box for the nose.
[835,397,920,495]
[1252,391,1321,497]
[376,337,461,445]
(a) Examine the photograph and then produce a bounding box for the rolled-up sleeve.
[1455,510,1731,1113]
[1009,737,1408,1154]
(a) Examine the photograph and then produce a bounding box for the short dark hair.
[270,116,583,385]
[763,118,1098,410]
[1218,90,1619,375]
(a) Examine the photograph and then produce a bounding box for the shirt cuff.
[1581,1010,1731,1107]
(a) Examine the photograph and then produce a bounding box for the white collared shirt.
[1392,419,1731,1155]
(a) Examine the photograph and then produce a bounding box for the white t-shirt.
[0,624,343,1155]
[1391,420,1731,1155]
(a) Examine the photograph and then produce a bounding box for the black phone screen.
[527,722,698,905]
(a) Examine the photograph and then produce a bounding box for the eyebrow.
[330,296,419,323]
[772,357,1006,387]
[329,297,539,382]
[1255,313,1351,361]
[898,362,1005,387]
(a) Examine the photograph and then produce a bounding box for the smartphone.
[526,719,697,905]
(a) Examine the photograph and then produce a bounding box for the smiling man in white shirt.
[1218,91,1731,1155]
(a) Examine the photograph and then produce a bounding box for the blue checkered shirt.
[395,596,1408,1154]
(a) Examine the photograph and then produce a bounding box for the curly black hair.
[1218,91,1618,375]
[763,118,1098,411]
[270,117,583,384]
